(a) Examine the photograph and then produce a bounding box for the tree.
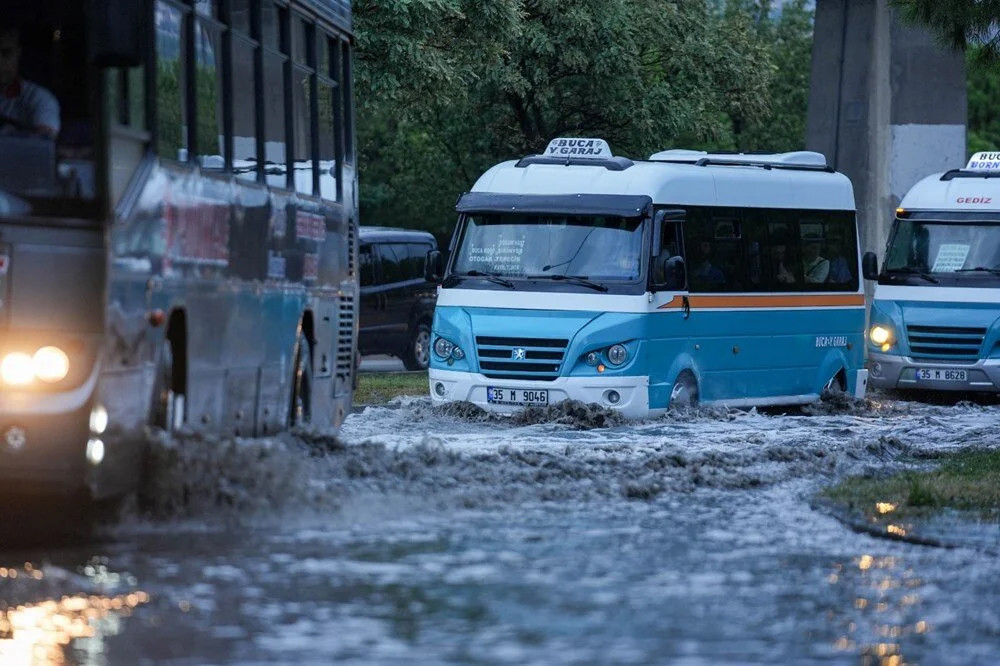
[355,0,777,238]
[891,0,1000,63]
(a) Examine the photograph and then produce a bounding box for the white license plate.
[917,368,968,382]
[486,387,549,406]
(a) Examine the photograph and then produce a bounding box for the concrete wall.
[806,0,966,259]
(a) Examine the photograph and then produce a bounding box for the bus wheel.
[153,345,186,433]
[402,322,431,371]
[669,371,699,410]
[290,333,313,427]
[824,370,847,395]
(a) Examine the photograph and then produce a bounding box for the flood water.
[2,394,1000,664]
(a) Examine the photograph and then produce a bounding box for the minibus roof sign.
[544,138,612,159]
[966,152,1000,171]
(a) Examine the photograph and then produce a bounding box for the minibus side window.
[768,216,804,291]
[684,208,745,292]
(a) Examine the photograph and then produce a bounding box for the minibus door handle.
[682,296,691,319]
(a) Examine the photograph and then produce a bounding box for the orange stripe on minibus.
[657,294,865,309]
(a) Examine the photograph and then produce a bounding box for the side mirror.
[89,0,148,67]
[862,251,879,281]
[653,255,686,291]
[424,250,444,283]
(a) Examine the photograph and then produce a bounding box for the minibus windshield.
[452,213,645,282]
[885,218,1000,276]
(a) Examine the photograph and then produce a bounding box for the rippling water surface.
[2,395,1000,664]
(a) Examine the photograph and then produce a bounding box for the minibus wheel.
[824,370,847,395]
[290,333,313,427]
[669,371,699,410]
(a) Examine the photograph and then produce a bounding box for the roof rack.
[648,149,833,173]
[940,169,1000,181]
[514,155,634,171]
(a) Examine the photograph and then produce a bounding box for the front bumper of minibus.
[428,368,651,418]
[868,352,1000,392]
[0,370,98,495]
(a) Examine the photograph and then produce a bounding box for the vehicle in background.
[359,228,438,370]
[864,152,1000,394]
[0,0,358,501]
[424,138,867,418]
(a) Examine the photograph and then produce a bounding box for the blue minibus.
[864,152,1000,393]
[425,139,868,417]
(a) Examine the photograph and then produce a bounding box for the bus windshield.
[452,213,646,282]
[0,4,96,216]
[885,217,1000,276]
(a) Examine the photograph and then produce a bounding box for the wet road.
[2,394,1000,664]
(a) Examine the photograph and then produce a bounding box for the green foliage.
[355,0,813,238]
[967,45,1000,154]
[892,0,1000,64]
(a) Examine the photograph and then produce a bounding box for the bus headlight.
[33,346,70,382]
[608,344,628,366]
[869,325,892,346]
[434,337,455,359]
[1,352,35,385]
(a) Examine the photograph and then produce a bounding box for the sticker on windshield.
[931,244,970,272]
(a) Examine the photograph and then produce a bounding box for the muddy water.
[2,395,1000,664]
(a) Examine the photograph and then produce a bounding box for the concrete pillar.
[806,0,966,258]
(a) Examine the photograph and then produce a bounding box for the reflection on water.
[0,565,148,665]
[828,554,932,666]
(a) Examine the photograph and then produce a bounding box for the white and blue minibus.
[864,152,1000,393]
[425,139,868,418]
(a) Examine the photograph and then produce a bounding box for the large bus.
[0,0,358,500]
[864,152,1000,394]
[426,139,868,418]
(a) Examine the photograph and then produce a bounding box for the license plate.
[917,368,968,382]
[486,387,549,406]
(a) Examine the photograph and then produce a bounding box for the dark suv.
[359,228,438,370]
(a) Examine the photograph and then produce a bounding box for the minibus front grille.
[475,336,568,381]
[907,324,985,360]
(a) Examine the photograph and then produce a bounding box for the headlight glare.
[434,337,455,359]
[33,346,70,382]
[869,325,892,346]
[1,353,35,386]
[607,344,628,366]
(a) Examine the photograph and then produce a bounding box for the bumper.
[0,369,99,494]
[428,368,652,419]
[868,352,1000,392]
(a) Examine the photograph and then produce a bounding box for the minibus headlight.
[451,346,465,360]
[869,325,892,346]
[1,353,35,386]
[434,337,455,359]
[585,351,601,366]
[33,346,70,382]
[608,344,628,366]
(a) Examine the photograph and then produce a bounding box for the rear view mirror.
[425,250,444,283]
[89,0,148,67]
[862,251,879,280]
[653,255,686,291]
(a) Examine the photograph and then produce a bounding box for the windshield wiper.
[954,267,1000,276]
[462,270,516,289]
[527,274,609,292]
[888,267,939,284]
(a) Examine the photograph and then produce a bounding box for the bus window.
[292,15,314,195]
[768,219,802,290]
[231,34,258,181]
[156,1,188,161]
[317,35,338,201]
[194,14,224,170]
[262,4,287,187]
[684,209,745,292]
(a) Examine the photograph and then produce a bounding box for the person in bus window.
[0,24,60,139]
[772,243,796,284]
[825,237,853,284]
[802,241,830,283]
[692,240,725,285]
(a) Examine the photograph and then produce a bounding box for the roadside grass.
[355,372,428,405]
[823,449,1000,522]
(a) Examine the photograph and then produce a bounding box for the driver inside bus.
[0,24,60,139]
